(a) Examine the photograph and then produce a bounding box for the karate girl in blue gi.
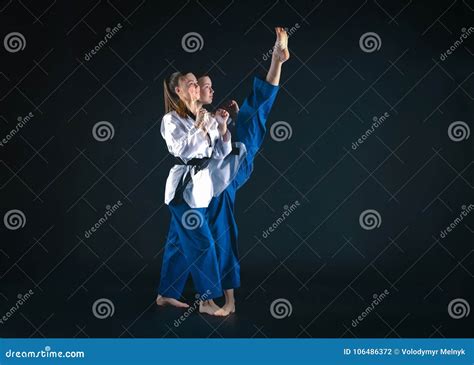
[157,27,290,316]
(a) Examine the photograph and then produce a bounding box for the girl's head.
[163,72,200,117]
[198,75,214,105]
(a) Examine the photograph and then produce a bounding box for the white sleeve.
[212,129,232,159]
[161,113,210,160]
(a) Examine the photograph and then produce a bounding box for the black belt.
[170,145,240,203]
[173,156,210,166]
[173,145,240,166]
[171,156,212,204]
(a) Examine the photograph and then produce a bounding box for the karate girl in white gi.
[156,70,248,316]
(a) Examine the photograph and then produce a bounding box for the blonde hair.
[163,71,188,118]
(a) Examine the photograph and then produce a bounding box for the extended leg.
[231,27,290,190]
[210,28,291,314]
[266,27,290,86]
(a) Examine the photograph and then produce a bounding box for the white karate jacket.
[161,110,246,208]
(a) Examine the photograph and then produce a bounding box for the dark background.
[0,0,472,338]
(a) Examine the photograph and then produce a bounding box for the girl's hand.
[227,100,239,115]
[215,109,229,136]
[195,108,209,133]
[215,108,229,125]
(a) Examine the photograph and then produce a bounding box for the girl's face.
[198,76,214,105]
[175,73,200,103]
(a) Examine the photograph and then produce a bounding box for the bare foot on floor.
[273,27,290,63]
[222,302,236,315]
[156,295,189,308]
[199,300,229,316]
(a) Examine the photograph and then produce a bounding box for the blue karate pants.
[159,200,223,300]
[158,76,279,299]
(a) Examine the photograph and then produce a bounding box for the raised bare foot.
[156,295,189,308]
[199,300,229,316]
[273,27,290,63]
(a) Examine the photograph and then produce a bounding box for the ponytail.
[163,71,188,118]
